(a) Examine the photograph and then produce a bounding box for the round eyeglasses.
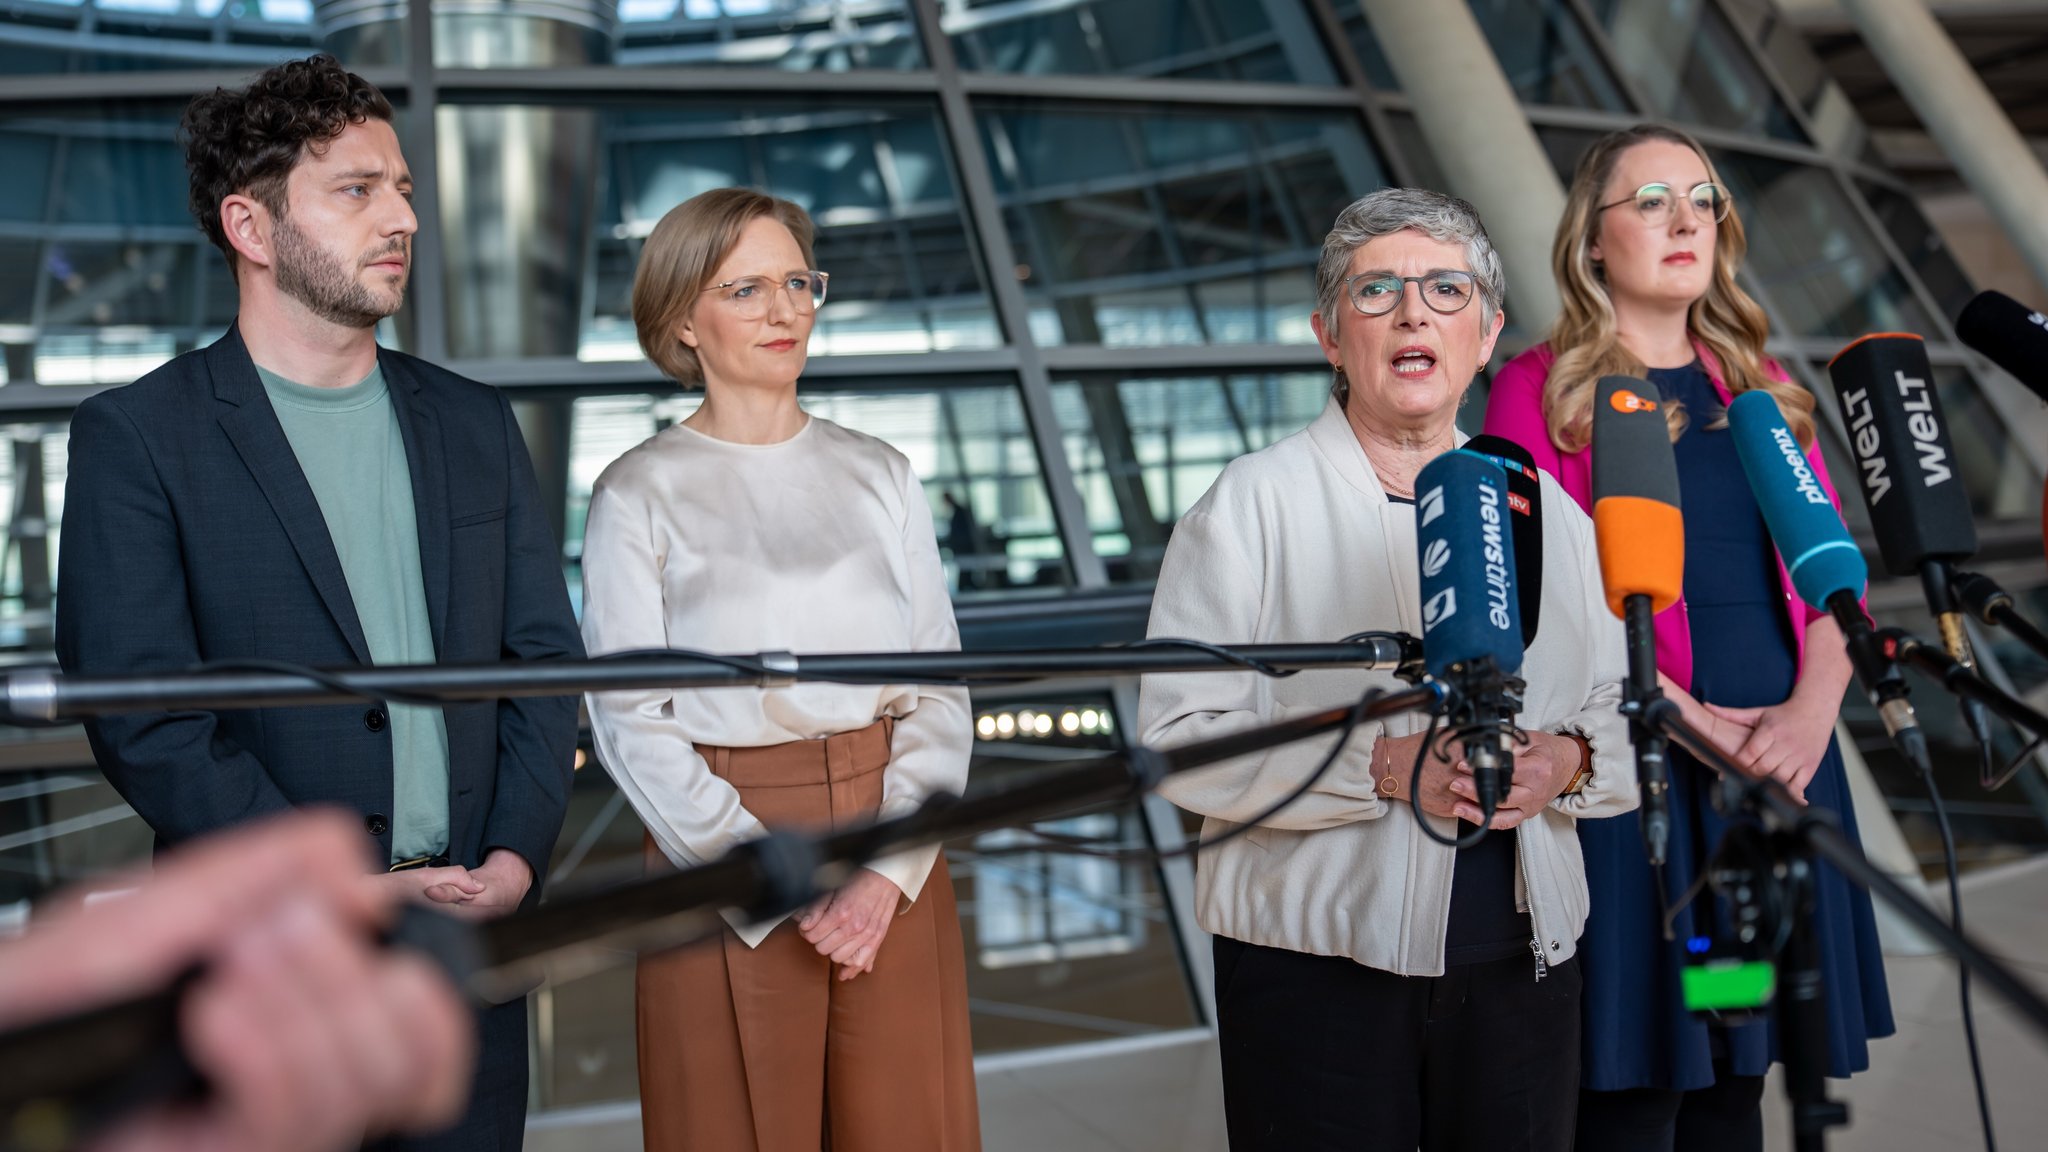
[707,270,829,320]
[1598,182,1731,228]
[1343,270,1480,317]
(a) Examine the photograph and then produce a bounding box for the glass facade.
[4,0,2046,1124]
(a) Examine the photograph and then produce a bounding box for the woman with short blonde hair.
[583,186,980,1150]
[1483,124,1892,1152]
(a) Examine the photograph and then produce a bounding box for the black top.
[1388,492,1529,965]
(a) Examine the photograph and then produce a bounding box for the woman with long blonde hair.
[1483,124,1893,1152]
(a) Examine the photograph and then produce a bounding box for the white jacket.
[1140,398,1636,977]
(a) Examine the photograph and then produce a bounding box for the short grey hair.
[1314,187,1507,342]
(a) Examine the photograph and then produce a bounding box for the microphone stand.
[0,639,1422,723]
[1632,696,2048,1152]
[0,667,1441,1151]
[1955,570,2048,665]
[1619,593,1673,868]
[1825,592,1935,774]
[1884,630,2048,742]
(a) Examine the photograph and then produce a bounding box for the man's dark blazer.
[55,325,584,1150]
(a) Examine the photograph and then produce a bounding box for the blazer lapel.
[382,351,451,652]
[208,328,374,664]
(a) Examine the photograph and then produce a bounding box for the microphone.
[1589,376,1682,867]
[1953,290,2048,568]
[1415,449,1526,830]
[1955,289,2048,405]
[1725,391,1932,773]
[1828,332,1999,775]
[1466,434,1544,648]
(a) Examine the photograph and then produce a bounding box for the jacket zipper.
[1530,936,1548,982]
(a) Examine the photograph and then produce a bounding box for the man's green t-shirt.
[258,364,449,862]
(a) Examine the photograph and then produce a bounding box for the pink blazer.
[1482,343,1843,693]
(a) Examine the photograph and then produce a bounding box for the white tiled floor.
[530,856,2048,1152]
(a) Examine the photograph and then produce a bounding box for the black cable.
[1115,638,1297,679]
[1407,713,1504,849]
[991,689,1378,862]
[1984,735,2043,793]
[1938,746,1999,1152]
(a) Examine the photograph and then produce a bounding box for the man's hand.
[433,850,533,922]
[0,811,474,1152]
[370,866,483,910]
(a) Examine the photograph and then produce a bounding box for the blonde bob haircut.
[631,187,817,387]
[1544,123,1815,452]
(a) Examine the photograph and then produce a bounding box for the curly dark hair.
[180,55,394,273]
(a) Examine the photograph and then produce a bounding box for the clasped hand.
[370,847,532,921]
[1374,728,1582,831]
[797,867,905,982]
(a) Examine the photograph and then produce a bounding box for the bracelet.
[1560,732,1595,796]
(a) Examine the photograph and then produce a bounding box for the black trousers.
[1572,1058,1765,1152]
[368,999,528,1152]
[1214,936,1581,1152]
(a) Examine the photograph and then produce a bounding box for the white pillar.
[1358,0,1567,334]
[1838,0,2048,306]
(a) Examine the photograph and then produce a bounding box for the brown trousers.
[637,718,981,1151]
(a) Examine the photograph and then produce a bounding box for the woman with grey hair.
[1139,187,1636,1151]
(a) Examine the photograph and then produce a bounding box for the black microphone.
[1466,433,1544,649]
[1414,449,1526,835]
[1589,376,1683,868]
[1727,392,1933,774]
[1829,332,2000,775]
[1955,289,2048,405]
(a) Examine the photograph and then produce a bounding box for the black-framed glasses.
[1597,182,1731,227]
[1343,270,1480,317]
[707,270,830,319]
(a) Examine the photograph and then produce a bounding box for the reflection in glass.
[557,101,999,364]
[617,0,923,70]
[1332,0,1626,109]
[0,0,315,75]
[0,425,68,652]
[980,105,1387,347]
[1712,151,1934,339]
[0,107,238,384]
[945,0,1335,85]
[564,383,1068,605]
[1857,179,1977,323]
[1718,0,1874,160]
[1588,0,1806,142]
[1051,372,1328,582]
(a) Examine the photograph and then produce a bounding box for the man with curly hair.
[54,55,583,1151]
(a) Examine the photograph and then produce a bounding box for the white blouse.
[579,415,972,947]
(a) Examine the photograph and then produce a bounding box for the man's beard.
[272,212,406,329]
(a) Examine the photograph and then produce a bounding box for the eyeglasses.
[1343,270,1480,317]
[706,270,829,320]
[1597,182,1732,227]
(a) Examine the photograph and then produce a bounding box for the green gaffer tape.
[1681,960,1777,1012]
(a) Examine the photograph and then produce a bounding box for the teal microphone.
[1726,391,1929,772]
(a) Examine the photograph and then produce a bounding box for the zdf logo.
[1609,389,1658,414]
[1421,538,1450,577]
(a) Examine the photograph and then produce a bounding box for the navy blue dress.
[1576,362,1895,1093]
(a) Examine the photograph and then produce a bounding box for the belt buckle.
[388,854,450,873]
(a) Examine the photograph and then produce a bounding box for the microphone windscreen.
[1415,450,1523,681]
[1727,390,1867,607]
[1464,433,1543,647]
[1955,290,2048,406]
[1590,376,1684,617]
[1827,332,1976,574]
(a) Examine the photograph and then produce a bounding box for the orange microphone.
[1591,375,1685,867]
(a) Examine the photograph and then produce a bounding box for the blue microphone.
[1726,391,1928,769]
[1415,450,1525,835]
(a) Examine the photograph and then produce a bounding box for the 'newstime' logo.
[1772,425,1828,505]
